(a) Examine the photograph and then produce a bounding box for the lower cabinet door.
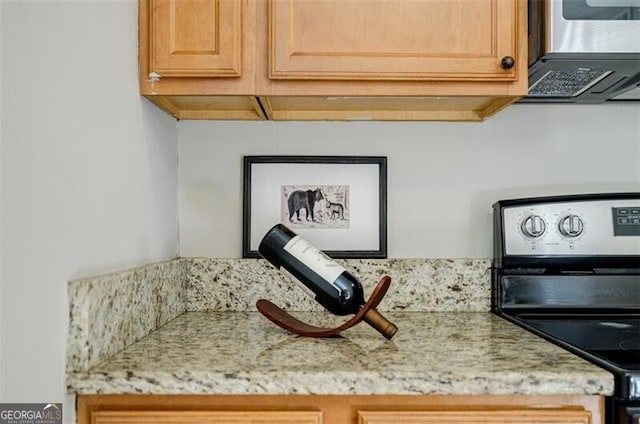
[92,410,322,424]
[358,409,592,424]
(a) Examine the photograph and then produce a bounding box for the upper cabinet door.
[149,0,242,77]
[269,0,519,81]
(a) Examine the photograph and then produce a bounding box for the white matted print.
[243,156,387,258]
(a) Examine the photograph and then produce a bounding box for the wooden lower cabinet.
[358,410,592,424]
[90,410,321,424]
[77,394,604,424]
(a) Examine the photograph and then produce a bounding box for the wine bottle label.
[283,236,346,284]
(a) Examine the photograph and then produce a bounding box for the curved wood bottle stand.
[256,275,398,339]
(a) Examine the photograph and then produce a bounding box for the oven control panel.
[502,198,640,256]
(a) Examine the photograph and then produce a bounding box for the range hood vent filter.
[528,69,613,98]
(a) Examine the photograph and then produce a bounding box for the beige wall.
[178,103,640,258]
[0,1,179,421]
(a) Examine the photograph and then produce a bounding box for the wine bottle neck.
[363,309,398,340]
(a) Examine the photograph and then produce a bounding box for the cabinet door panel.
[270,0,519,81]
[150,0,242,77]
[358,409,592,424]
[93,410,322,424]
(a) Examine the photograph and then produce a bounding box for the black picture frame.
[242,156,387,259]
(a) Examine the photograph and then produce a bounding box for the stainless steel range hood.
[520,0,640,103]
[612,84,640,99]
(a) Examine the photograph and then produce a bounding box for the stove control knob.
[521,215,546,238]
[559,215,584,238]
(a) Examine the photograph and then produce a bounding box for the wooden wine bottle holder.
[256,275,398,340]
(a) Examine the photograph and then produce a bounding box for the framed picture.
[243,156,387,259]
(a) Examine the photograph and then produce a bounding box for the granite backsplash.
[186,258,491,312]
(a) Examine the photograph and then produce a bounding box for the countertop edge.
[66,369,614,396]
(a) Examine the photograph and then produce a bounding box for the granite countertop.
[66,311,614,396]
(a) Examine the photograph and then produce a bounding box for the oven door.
[547,0,640,53]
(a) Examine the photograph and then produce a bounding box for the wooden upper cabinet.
[269,0,519,82]
[149,0,242,78]
[139,0,264,120]
[138,0,527,121]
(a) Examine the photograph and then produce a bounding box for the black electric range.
[492,193,640,424]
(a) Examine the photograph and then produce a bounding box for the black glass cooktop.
[519,317,640,371]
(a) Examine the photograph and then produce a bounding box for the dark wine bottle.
[258,223,397,339]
